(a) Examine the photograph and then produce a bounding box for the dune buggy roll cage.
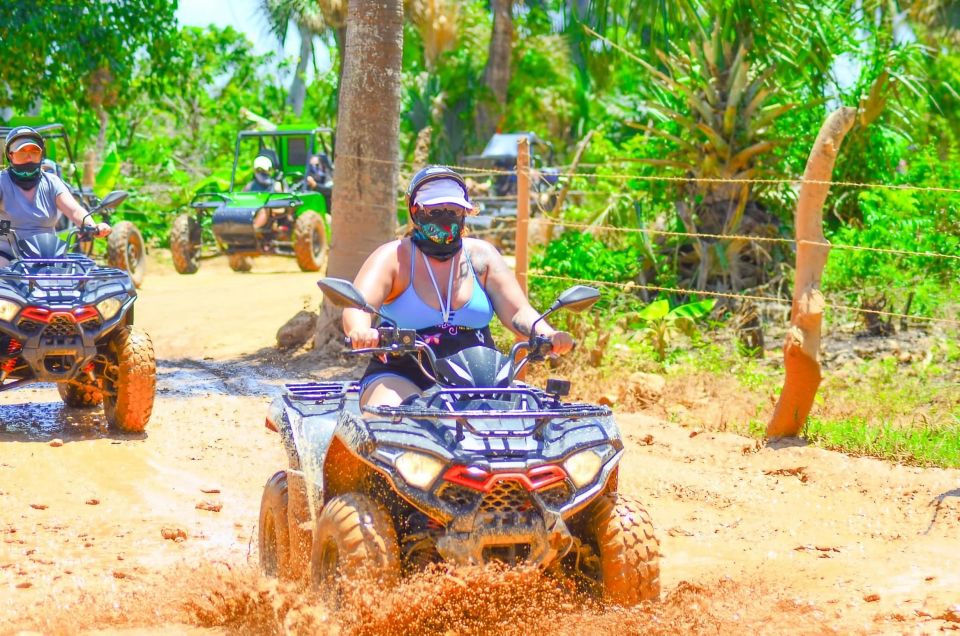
[229,128,334,192]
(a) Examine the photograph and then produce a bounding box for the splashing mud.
[11,562,843,636]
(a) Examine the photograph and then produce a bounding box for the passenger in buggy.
[342,165,573,408]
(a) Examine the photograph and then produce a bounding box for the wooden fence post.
[767,106,857,438]
[515,137,530,294]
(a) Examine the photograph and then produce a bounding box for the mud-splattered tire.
[103,327,156,433]
[311,493,400,597]
[107,221,146,287]
[228,254,253,272]
[293,211,327,272]
[584,494,660,605]
[259,471,293,579]
[170,213,200,275]
[58,376,104,407]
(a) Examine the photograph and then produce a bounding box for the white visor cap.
[414,178,472,210]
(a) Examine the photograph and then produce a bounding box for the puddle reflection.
[0,401,127,442]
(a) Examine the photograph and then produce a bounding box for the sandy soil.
[1,254,958,635]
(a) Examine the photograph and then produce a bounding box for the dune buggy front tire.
[582,493,660,605]
[170,213,200,275]
[311,493,400,597]
[107,221,147,287]
[228,254,253,272]
[259,471,293,579]
[293,211,328,272]
[58,376,104,407]
[103,327,156,433]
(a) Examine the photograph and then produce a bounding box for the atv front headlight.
[395,451,445,490]
[96,297,122,320]
[563,448,604,488]
[0,299,20,322]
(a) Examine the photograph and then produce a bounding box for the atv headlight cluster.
[96,297,122,320]
[395,451,445,490]
[0,299,20,322]
[563,448,606,488]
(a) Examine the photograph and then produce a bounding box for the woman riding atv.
[343,165,573,407]
[0,126,110,267]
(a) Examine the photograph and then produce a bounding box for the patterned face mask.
[412,208,466,260]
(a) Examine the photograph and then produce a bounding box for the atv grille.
[479,480,533,514]
[537,480,574,508]
[437,483,480,512]
[43,316,80,338]
[17,319,43,334]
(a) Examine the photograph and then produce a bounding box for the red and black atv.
[258,278,660,605]
[0,192,156,432]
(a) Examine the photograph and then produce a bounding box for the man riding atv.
[0,126,110,267]
[244,154,283,194]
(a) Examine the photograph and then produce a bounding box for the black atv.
[258,278,660,605]
[0,191,156,433]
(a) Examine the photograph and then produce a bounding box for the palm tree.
[474,0,514,142]
[317,0,405,345]
[258,0,326,116]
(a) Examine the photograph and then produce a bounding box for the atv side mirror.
[99,190,129,210]
[552,285,601,313]
[317,277,374,312]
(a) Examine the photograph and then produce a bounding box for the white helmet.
[253,155,273,173]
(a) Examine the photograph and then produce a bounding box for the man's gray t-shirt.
[0,170,69,238]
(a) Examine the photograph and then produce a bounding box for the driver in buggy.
[0,126,110,267]
[343,165,573,408]
[244,154,283,194]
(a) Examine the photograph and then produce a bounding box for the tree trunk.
[766,107,857,438]
[288,22,314,117]
[315,0,404,348]
[474,0,513,144]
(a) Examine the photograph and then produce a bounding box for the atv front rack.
[364,387,610,423]
[0,256,129,291]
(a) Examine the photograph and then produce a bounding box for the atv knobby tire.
[103,327,156,433]
[170,213,201,275]
[228,254,253,272]
[293,211,327,272]
[584,493,660,605]
[259,471,293,579]
[107,221,146,287]
[311,493,400,597]
[58,376,104,407]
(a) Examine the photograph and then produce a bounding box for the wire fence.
[526,272,960,328]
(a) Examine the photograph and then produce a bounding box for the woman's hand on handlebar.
[347,327,380,349]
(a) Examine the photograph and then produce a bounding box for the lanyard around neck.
[422,250,456,324]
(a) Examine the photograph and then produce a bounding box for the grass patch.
[802,417,960,468]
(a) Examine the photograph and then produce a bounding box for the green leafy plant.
[627,298,716,362]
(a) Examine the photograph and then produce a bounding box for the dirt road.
[1,255,958,635]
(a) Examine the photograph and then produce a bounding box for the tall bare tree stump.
[767,107,857,438]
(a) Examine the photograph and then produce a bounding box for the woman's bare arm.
[341,240,401,347]
[55,191,110,236]
[468,239,573,353]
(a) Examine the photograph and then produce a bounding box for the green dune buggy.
[169,127,333,274]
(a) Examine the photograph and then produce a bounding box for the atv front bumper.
[436,508,572,566]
